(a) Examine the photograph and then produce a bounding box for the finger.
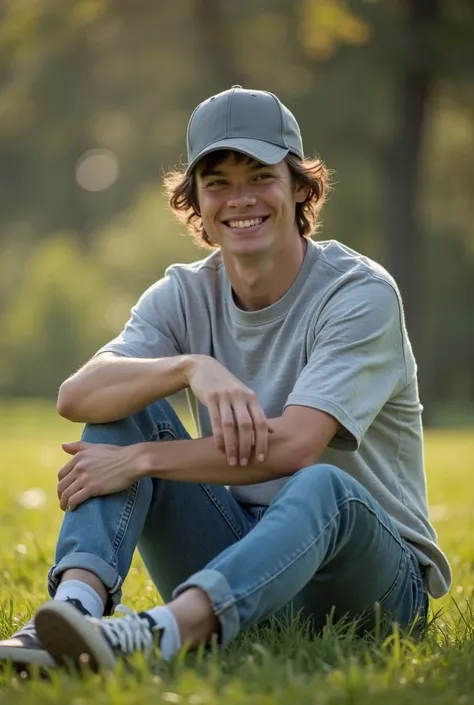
[59,477,84,512]
[247,402,269,462]
[61,441,88,456]
[232,400,253,467]
[208,400,225,454]
[67,487,94,512]
[219,399,238,466]
[57,466,78,500]
[57,454,80,484]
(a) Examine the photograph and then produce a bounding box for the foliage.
[0,0,473,412]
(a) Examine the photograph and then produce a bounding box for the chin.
[230,240,269,257]
[229,231,272,253]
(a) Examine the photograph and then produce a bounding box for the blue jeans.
[48,400,428,647]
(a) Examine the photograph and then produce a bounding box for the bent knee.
[293,462,350,490]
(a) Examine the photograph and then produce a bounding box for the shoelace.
[94,605,155,656]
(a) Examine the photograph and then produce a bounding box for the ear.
[294,182,309,203]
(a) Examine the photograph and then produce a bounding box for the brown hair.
[163,151,331,249]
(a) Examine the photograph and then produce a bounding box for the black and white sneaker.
[0,617,55,671]
[35,601,163,672]
[0,598,91,672]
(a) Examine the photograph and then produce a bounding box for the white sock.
[145,605,182,660]
[54,580,104,619]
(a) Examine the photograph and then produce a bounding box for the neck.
[223,236,308,312]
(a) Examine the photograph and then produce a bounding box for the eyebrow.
[199,162,273,179]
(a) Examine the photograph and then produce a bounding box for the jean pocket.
[378,547,410,609]
[377,548,428,638]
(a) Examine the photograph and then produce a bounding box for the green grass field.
[0,400,473,704]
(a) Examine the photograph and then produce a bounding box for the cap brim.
[186,138,289,174]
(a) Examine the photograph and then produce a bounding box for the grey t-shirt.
[97,237,451,598]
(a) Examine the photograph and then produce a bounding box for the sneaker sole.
[35,602,116,672]
[0,643,55,670]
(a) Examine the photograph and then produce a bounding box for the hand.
[185,355,270,467]
[57,441,140,511]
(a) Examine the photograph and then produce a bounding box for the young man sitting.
[0,86,450,671]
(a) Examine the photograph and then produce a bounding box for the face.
[195,152,307,257]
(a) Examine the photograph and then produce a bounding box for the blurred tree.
[0,0,473,415]
[381,0,440,348]
[193,0,241,87]
[298,0,474,415]
[0,0,206,243]
[0,233,114,395]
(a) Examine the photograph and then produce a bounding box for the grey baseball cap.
[186,85,304,174]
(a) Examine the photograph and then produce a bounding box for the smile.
[224,216,269,229]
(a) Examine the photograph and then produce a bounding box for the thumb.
[62,441,89,455]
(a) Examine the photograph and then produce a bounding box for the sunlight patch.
[16,488,47,510]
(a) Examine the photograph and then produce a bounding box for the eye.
[204,179,227,190]
[205,179,227,189]
[254,173,274,182]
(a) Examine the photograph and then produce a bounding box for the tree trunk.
[194,0,241,88]
[382,0,440,415]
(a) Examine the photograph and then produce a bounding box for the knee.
[292,463,349,492]
[81,415,144,446]
[81,400,183,446]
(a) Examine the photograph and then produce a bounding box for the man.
[0,86,451,672]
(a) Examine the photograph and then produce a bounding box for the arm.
[136,405,338,484]
[57,353,192,424]
[60,350,274,465]
[286,278,407,449]
[57,405,338,511]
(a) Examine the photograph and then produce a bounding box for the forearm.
[137,417,316,485]
[57,354,192,424]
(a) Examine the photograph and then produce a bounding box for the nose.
[227,186,257,210]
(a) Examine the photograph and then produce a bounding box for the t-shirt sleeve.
[285,277,408,450]
[95,272,186,359]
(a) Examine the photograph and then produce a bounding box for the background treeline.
[0,0,473,425]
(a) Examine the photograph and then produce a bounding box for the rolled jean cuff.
[47,552,123,616]
[172,568,240,647]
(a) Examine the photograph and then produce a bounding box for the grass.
[0,400,473,703]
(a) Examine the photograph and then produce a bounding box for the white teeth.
[227,217,264,229]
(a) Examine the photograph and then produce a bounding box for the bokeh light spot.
[75,149,119,192]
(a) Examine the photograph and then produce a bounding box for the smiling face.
[195,151,307,258]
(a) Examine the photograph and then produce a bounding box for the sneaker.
[0,617,55,671]
[35,601,163,672]
[0,598,90,672]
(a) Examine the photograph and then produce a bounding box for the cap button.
[231,84,242,89]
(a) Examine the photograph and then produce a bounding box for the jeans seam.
[201,485,245,540]
[378,547,409,605]
[231,496,405,606]
[109,482,140,569]
[110,421,179,563]
[409,553,429,618]
[256,506,267,522]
